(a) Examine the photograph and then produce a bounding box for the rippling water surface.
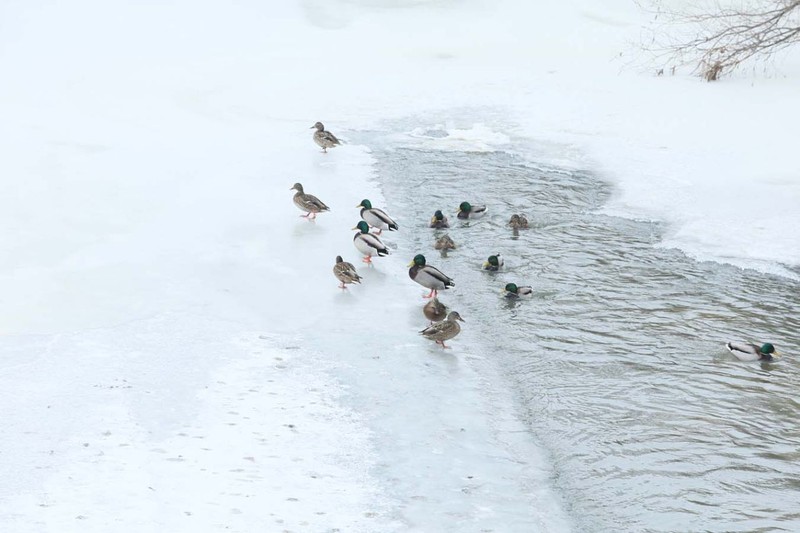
[357,123,800,533]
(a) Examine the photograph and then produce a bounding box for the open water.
[358,122,800,533]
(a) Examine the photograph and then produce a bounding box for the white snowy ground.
[1,0,798,531]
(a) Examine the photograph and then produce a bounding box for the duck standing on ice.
[408,254,455,299]
[420,311,464,348]
[332,256,362,289]
[290,182,329,220]
[353,221,389,264]
[356,199,398,235]
[311,121,340,153]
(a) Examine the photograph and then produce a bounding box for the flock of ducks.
[299,122,783,357]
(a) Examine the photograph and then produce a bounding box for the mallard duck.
[483,254,503,271]
[420,310,464,348]
[311,121,340,153]
[356,199,398,235]
[434,234,456,251]
[430,210,450,229]
[725,342,780,362]
[353,221,389,263]
[508,214,529,230]
[333,255,362,289]
[457,201,487,220]
[290,183,330,219]
[408,254,455,298]
[423,297,448,323]
[504,283,533,297]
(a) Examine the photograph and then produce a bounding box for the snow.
[1,0,798,531]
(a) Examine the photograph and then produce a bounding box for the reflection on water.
[361,126,800,533]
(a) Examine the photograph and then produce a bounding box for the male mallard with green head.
[725,342,780,362]
[311,121,340,153]
[420,310,464,348]
[430,210,450,229]
[353,221,389,263]
[457,201,487,220]
[423,297,448,324]
[408,254,454,298]
[333,256,362,289]
[356,199,398,235]
[504,283,533,297]
[483,254,504,271]
[290,182,330,219]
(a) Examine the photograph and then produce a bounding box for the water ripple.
[359,125,800,533]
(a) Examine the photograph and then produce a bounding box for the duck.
[508,214,529,230]
[430,210,450,229]
[725,342,780,362]
[504,283,533,297]
[420,311,464,348]
[434,234,456,251]
[423,297,448,324]
[356,199,398,235]
[483,254,504,271]
[333,256,362,289]
[353,221,389,263]
[311,121,340,153]
[457,201,487,220]
[408,254,455,298]
[290,182,330,219]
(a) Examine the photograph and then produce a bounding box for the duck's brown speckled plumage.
[333,255,362,288]
[420,311,464,347]
[312,122,340,153]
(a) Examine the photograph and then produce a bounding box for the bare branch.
[637,0,800,80]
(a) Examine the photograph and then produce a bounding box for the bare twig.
[637,0,800,80]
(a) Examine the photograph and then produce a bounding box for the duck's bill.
[351,226,359,230]
[483,262,490,268]
[457,316,465,322]
[407,260,415,267]
[309,125,315,129]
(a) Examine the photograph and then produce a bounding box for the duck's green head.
[353,221,370,233]
[487,255,501,267]
[409,254,427,267]
[459,201,472,213]
[357,199,372,209]
[761,343,776,354]
[433,210,445,221]
[504,283,518,294]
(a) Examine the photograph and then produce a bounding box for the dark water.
[357,125,800,533]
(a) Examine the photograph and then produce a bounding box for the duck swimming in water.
[356,199,398,235]
[290,183,330,220]
[311,121,340,153]
[430,210,449,229]
[483,254,503,271]
[420,310,464,348]
[504,283,533,297]
[434,234,456,251]
[408,254,455,299]
[508,214,529,230]
[353,221,389,263]
[457,201,487,220]
[725,342,780,362]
